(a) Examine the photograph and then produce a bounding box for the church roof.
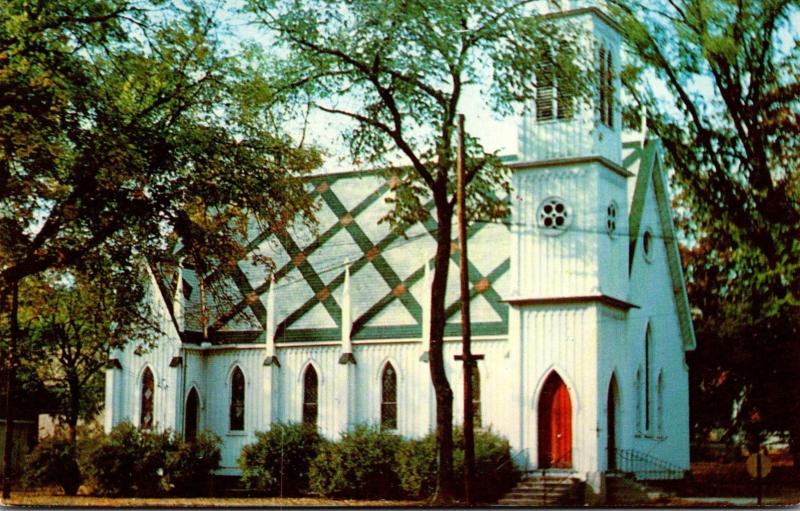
[153,140,694,351]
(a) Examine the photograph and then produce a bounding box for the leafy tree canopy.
[0,0,321,311]
[612,0,800,460]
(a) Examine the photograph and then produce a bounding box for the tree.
[21,265,157,445]
[611,0,800,460]
[244,0,584,502]
[0,0,320,495]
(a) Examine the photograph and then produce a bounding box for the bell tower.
[510,5,629,301]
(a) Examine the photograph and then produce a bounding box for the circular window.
[537,197,572,235]
[606,201,618,237]
[643,229,654,262]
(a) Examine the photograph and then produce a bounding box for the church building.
[104,5,695,495]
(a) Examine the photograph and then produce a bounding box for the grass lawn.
[6,487,426,507]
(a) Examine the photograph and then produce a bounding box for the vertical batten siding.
[201,347,265,471]
[521,304,598,475]
[513,165,602,298]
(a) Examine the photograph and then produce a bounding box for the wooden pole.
[456,113,475,506]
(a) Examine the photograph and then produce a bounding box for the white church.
[104,4,695,498]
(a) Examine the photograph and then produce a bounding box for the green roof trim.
[628,140,696,352]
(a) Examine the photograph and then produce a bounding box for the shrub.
[85,422,222,497]
[462,428,520,503]
[22,436,82,495]
[165,431,222,496]
[85,422,171,496]
[394,427,520,503]
[309,424,402,498]
[239,422,322,495]
[395,434,437,499]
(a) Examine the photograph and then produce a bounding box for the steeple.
[518,4,622,165]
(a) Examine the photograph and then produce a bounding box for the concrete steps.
[497,475,584,506]
[606,475,671,505]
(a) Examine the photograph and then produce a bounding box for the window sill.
[226,430,247,437]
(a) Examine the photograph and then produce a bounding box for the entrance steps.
[496,474,584,507]
[606,474,672,505]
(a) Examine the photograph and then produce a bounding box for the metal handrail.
[539,448,576,504]
[496,447,529,475]
[612,448,684,480]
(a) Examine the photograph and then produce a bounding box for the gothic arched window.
[645,325,653,432]
[303,365,318,428]
[140,367,154,429]
[635,368,642,434]
[471,366,482,428]
[381,363,397,430]
[230,366,245,431]
[657,371,665,437]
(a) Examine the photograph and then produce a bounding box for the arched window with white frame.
[230,366,245,431]
[140,367,154,430]
[381,363,397,430]
[303,365,318,428]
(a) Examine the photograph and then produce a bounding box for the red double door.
[538,372,572,468]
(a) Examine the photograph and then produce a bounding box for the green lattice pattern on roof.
[196,170,509,344]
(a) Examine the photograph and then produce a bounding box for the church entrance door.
[538,372,572,468]
[185,387,199,441]
[607,375,620,471]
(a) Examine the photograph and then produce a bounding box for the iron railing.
[611,448,685,480]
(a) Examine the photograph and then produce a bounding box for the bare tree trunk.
[2,281,19,500]
[429,198,455,505]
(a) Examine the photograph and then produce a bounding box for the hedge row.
[23,422,221,497]
[239,423,520,502]
[25,421,519,502]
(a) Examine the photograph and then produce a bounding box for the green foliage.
[86,422,172,497]
[613,0,800,460]
[165,431,222,497]
[239,422,322,495]
[395,428,519,502]
[309,424,402,499]
[85,422,220,497]
[395,433,438,499]
[22,436,82,496]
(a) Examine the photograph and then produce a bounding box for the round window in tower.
[606,201,618,237]
[537,197,572,235]
[642,228,654,262]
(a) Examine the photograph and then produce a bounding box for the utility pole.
[454,114,483,505]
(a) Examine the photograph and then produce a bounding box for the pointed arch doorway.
[538,372,572,468]
[607,374,621,471]
[185,387,199,441]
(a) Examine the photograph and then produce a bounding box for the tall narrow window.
[140,367,154,430]
[471,366,482,428]
[657,371,664,437]
[303,365,318,428]
[230,366,245,431]
[599,45,614,127]
[635,368,642,434]
[381,363,397,430]
[185,387,199,441]
[645,326,652,432]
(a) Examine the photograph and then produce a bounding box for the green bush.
[395,434,437,499]
[22,436,82,495]
[85,422,221,497]
[165,431,222,496]
[85,422,171,496]
[309,424,402,499]
[239,422,322,495]
[394,427,520,503]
